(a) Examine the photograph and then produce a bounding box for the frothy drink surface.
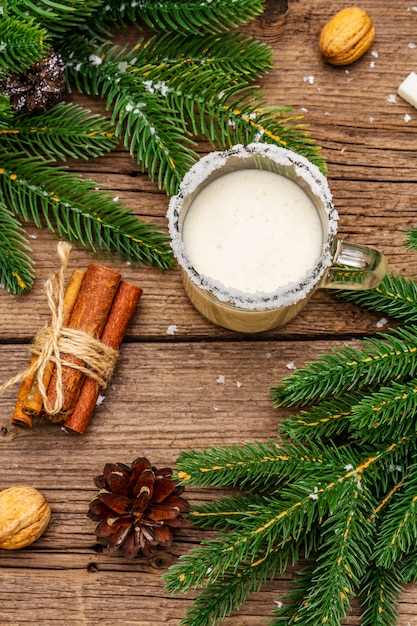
[182,169,323,294]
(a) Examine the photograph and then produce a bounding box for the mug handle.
[321,239,388,290]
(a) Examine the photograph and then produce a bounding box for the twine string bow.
[0,242,118,416]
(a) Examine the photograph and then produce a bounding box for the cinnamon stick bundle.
[45,264,121,422]
[11,268,86,428]
[64,280,142,434]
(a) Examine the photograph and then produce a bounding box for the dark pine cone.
[0,48,66,114]
[88,457,190,559]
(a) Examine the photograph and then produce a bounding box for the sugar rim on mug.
[167,143,339,312]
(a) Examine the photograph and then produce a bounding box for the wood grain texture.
[2,0,417,623]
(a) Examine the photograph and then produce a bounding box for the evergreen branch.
[7,0,103,35]
[271,326,417,407]
[280,392,363,442]
[360,565,403,626]
[0,151,174,270]
[175,439,333,492]
[336,273,417,324]
[0,197,34,293]
[347,379,417,443]
[187,493,269,531]
[374,465,417,569]
[63,34,326,195]
[281,482,376,624]
[1,102,117,161]
[0,94,14,127]
[0,14,49,75]
[271,565,317,624]
[98,0,266,36]
[164,493,320,596]
[397,545,417,583]
[175,532,315,626]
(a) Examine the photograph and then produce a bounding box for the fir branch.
[336,273,417,324]
[63,33,325,195]
[175,531,316,626]
[175,439,334,492]
[0,151,174,271]
[347,379,417,443]
[7,0,103,35]
[97,0,266,36]
[0,198,34,293]
[280,481,376,624]
[280,392,362,442]
[374,465,417,569]
[1,102,117,161]
[360,565,403,626]
[271,326,417,408]
[0,14,49,75]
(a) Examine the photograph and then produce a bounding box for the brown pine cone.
[0,48,66,114]
[88,457,190,559]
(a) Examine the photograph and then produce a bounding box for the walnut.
[0,485,51,550]
[319,7,375,66]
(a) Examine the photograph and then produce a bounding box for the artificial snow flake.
[166,324,177,335]
[405,113,412,122]
[388,94,397,103]
[376,317,388,328]
[303,75,315,85]
[89,54,103,66]
[216,375,225,384]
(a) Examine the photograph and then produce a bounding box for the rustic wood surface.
[2,0,417,623]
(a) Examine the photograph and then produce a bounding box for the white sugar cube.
[398,71,417,109]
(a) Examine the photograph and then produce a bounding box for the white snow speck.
[344,464,354,471]
[405,113,412,122]
[303,75,315,85]
[300,107,308,113]
[371,50,379,58]
[275,601,283,608]
[376,317,388,328]
[370,61,375,68]
[89,54,103,66]
[96,394,106,406]
[409,42,417,49]
[216,375,225,384]
[236,381,243,388]
[166,324,177,335]
[286,362,297,370]
[388,93,397,103]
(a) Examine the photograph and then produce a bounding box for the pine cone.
[0,48,66,114]
[88,457,190,559]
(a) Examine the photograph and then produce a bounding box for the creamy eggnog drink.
[182,169,323,295]
[168,143,387,332]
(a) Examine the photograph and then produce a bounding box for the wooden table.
[1,1,417,623]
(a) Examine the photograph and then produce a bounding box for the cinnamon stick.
[11,269,86,428]
[64,280,142,434]
[64,280,142,435]
[45,264,121,422]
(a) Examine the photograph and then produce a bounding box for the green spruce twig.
[165,272,417,625]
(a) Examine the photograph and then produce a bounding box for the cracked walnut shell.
[319,7,375,66]
[0,485,51,549]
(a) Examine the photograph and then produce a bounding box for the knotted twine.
[0,242,118,416]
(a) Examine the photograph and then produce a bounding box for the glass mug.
[167,143,387,333]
